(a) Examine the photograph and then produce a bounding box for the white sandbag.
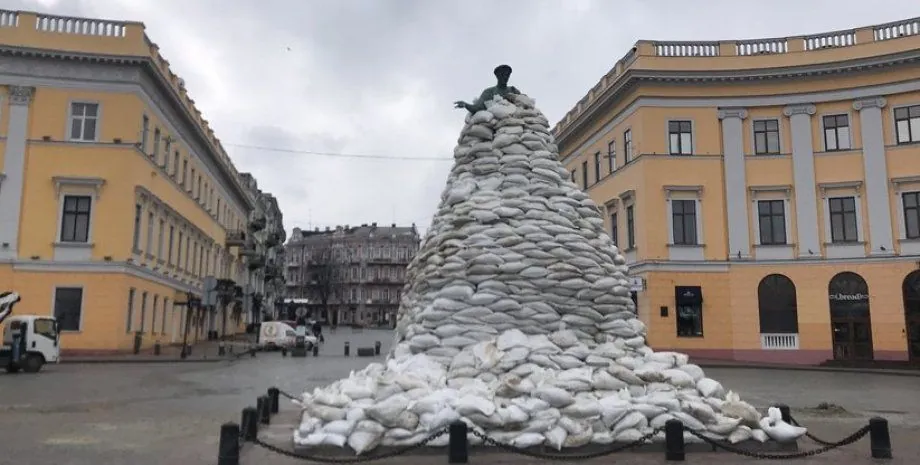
[323,420,355,437]
[365,395,410,426]
[455,395,496,416]
[544,426,568,450]
[348,431,382,455]
[728,425,753,444]
[512,432,545,448]
[534,385,575,407]
[696,378,725,398]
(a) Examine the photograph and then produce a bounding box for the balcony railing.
[225,230,246,247]
[552,15,920,138]
[760,333,800,350]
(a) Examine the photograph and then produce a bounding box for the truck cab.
[0,292,61,374]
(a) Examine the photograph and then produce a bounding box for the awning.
[675,286,703,305]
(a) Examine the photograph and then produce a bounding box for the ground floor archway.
[828,271,873,361]
[902,270,920,362]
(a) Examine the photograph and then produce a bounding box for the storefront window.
[675,286,703,337]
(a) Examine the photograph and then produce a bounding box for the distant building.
[284,223,419,326]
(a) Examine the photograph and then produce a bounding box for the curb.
[696,362,920,377]
[59,354,253,364]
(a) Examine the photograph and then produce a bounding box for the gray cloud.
[15,0,920,234]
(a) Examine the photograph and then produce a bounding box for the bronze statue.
[454,64,521,114]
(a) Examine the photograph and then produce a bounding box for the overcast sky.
[13,0,920,235]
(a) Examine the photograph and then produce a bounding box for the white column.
[0,86,34,259]
[718,108,750,259]
[783,104,821,258]
[853,97,894,255]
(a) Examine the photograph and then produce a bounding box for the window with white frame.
[668,121,692,155]
[822,115,851,151]
[609,211,618,247]
[161,298,169,334]
[623,130,633,162]
[132,203,142,251]
[758,200,787,245]
[581,160,588,189]
[607,140,616,172]
[157,219,165,259]
[894,105,920,144]
[671,199,698,245]
[141,115,149,151]
[139,292,148,333]
[146,211,155,254]
[60,195,92,243]
[903,191,920,239]
[626,204,635,249]
[53,287,83,331]
[152,128,161,159]
[69,102,99,141]
[125,288,136,333]
[828,196,859,243]
[151,295,159,335]
[593,152,601,183]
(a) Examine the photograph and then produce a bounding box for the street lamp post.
[180,292,201,359]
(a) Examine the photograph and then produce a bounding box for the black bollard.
[218,343,226,356]
[313,344,319,356]
[869,417,892,459]
[154,342,161,356]
[448,421,468,464]
[250,347,256,357]
[665,419,685,461]
[243,407,259,441]
[775,404,792,423]
[268,387,280,414]
[240,408,253,442]
[217,422,240,465]
[259,395,271,425]
[374,341,381,355]
[281,347,287,357]
[344,342,350,356]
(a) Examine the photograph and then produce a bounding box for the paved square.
[1,329,917,464]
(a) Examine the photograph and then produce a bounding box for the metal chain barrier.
[469,427,664,461]
[787,415,836,446]
[277,388,300,401]
[683,425,871,460]
[250,428,448,463]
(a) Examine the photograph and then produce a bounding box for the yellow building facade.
[556,18,920,365]
[0,10,264,354]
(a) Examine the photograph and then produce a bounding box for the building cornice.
[555,48,920,147]
[0,45,254,212]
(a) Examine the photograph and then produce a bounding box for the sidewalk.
[694,358,920,377]
[60,335,258,364]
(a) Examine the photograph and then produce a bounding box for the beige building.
[284,223,419,326]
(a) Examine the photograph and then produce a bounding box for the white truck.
[0,292,61,373]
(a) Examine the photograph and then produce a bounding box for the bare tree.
[307,249,343,327]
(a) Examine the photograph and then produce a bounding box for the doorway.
[902,270,920,362]
[828,272,873,361]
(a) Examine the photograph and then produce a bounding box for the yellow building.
[556,18,920,365]
[0,10,267,354]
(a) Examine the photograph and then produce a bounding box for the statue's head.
[494,64,512,85]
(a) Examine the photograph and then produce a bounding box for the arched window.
[757,274,798,333]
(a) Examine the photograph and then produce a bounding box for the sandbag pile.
[294,93,806,454]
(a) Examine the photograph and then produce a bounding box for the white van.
[259,321,297,350]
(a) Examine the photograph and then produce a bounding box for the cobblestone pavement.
[0,328,917,465]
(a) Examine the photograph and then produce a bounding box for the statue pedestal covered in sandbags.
[293,70,806,454]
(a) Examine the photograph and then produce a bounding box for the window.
[757,274,799,334]
[903,192,920,239]
[894,105,920,144]
[607,140,616,172]
[823,115,851,151]
[146,212,154,254]
[151,295,159,335]
[570,169,576,183]
[173,151,180,177]
[610,212,618,247]
[53,287,83,331]
[161,298,168,334]
[125,288,136,333]
[581,160,588,189]
[132,203,142,251]
[675,286,703,337]
[758,200,787,245]
[139,292,148,332]
[164,138,172,166]
[157,219,165,258]
[153,128,161,159]
[182,159,188,185]
[167,226,175,265]
[69,102,98,141]
[60,195,92,243]
[626,205,635,249]
[671,199,698,245]
[623,130,633,162]
[593,152,601,183]
[185,237,191,270]
[177,232,184,265]
[668,121,692,155]
[141,115,149,151]
[753,119,780,154]
[829,196,858,243]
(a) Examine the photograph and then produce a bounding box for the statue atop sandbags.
[293,71,807,454]
[454,64,522,114]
